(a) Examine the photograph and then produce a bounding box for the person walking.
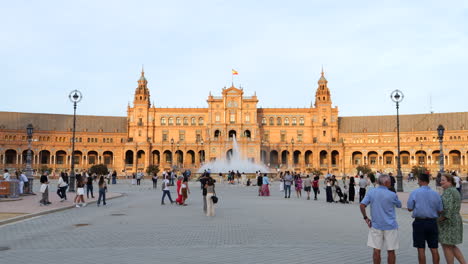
[152,173,158,189]
[86,174,94,199]
[295,174,303,198]
[407,173,443,264]
[303,175,312,200]
[75,177,86,207]
[175,176,183,205]
[312,176,320,200]
[348,176,356,203]
[438,173,466,264]
[97,176,107,206]
[360,174,402,264]
[257,173,263,196]
[261,174,270,196]
[284,172,293,198]
[359,174,368,203]
[39,172,51,206]
[57,173,68,202]
[161,176,174,205]
[205,177,216,217]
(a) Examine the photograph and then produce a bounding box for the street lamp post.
[390,89,404,192]
[200,139,204,164]
[291,138,295,168]
[176,141,180,169]
[25,124,35,194]
[68,90,83,192]
[170,138,174,169]
[437,125,445,174]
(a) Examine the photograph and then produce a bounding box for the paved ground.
[0,180,467,264]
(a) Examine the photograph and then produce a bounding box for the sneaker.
[82,203,87,207]
[76,204,80,208]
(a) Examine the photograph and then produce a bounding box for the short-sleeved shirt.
[359,178,368,189]
[262,176,269,185]
[361,186,402,230]
[303,178,312,187]
[284,174,293,186]
[163,179,170,191]
[3,173,11,181]
[257,176,263,186]
[454,176,460,188]
[407,186,443,219]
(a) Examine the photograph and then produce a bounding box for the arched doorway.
[352,151,362,166]
[331,150,339,167]
[187,150,195,165]
[39,150,51,165]
[293,151,301,165]
[383,151,394,165]
[226,149,233,160]
[137,150,145,170]
[319,150,328,167]
[175,150,183,167]
[163,150,172,164]
[260,150,267,163]
[281,150,289,165]
[228,130,236,139]
[270,150,279,167]
[305,150,313,166]
[244,130,251,139]
[152,150,160,165]
[103,151,113,166]
[5,149,17,164]
[125,150,134,165]
[87,151,98,165]
[368,151,378,166]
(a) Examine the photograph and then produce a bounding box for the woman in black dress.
[325,177,333,203]
[348,176,355,203]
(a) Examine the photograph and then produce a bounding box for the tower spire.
[321,65,324,77]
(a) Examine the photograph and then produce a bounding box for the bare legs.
[417,248,440,264]
[373,249,395,264]
[442,244,467,264]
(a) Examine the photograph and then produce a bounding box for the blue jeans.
[161,190,173,204]
[87,184,94,198]
[284,185,291,197]
[97,188,106,205]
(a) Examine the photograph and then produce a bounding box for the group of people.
[1,169,30,195]
[360,173,465,264]
[160,170,217,217]
[278,172,320,200]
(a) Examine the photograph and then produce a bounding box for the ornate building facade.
[1,70,467,176]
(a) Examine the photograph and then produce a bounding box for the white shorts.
[367,228,399,250]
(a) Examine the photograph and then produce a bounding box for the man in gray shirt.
[284,172,293,198]
[359,174,368,202]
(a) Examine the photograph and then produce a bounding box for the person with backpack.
[312,176,320,200]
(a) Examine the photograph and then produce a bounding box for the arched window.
[299,117,304,125]
[183,117,188,125]
[269,117,274,125]
[292,118,297,125]
[168,117,174,125]
[199,117,204,125]
[277,117,282,125]
[176,117,181,125]
[191,117,196,125]
[160,118,166,125]
[261,117,266,125]
[284,118,289,125]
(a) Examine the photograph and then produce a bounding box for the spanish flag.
[232,69,238,75]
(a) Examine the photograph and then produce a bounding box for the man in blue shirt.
[360,174,402,264]
[407,173,443,264]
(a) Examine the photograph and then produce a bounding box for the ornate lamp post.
[25,124,35,194]
[68,90,82,192]
[176,141,180,169]
[437,125,445,174]
[291,138,295,168]
[200,139,204,164]
[390,89,404,192]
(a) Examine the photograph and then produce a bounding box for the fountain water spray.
[197,136,269,173]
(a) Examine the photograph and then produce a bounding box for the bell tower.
[133,69,150,107]
[312,68,338,143]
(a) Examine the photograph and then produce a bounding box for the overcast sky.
[1,0,467,117]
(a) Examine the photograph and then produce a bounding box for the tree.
[39,165,53,174]
[146,165,160,176]
[89,164,109,176]
[355,165,372,175]
[411,165,428,179]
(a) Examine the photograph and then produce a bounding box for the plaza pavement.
[0,180,467,264]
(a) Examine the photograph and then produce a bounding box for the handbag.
[211,195,218,204]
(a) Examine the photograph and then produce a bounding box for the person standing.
[284,172,293,198]
[19,171,28,195]
[97,176,107,206]
[348,176,356,203]
[200,174,210,213]
[452,172,461,194]
[312,176,320,200]
[303,175,312,200]
[360,174,402,264]
[325,177,333,203]
[257,173,263,196]
[438,174,466,264]
[407,173,443,264]
[39,172,51,206]
[261,174,270,196]
[152,173,158,189]
[112,170,117,184]
[388,173,396,193]
[295,175,303,198]
[3,169,10,181]
[57,173,68,202]
[86,174,94,199]
[205,177,216,217]
[359,174,368,202]
[75,177,86,207]
[181,176,190,205]
[161,176,174,205]
[131,173,136,185]
[136,171,143,185]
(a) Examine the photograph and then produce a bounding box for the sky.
[1,0,467,117]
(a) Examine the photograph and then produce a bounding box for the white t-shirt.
[163,179,170,191]
[454,176,461,188]
[3,173,11,181]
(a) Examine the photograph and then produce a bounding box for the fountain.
[197,136,269,173]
